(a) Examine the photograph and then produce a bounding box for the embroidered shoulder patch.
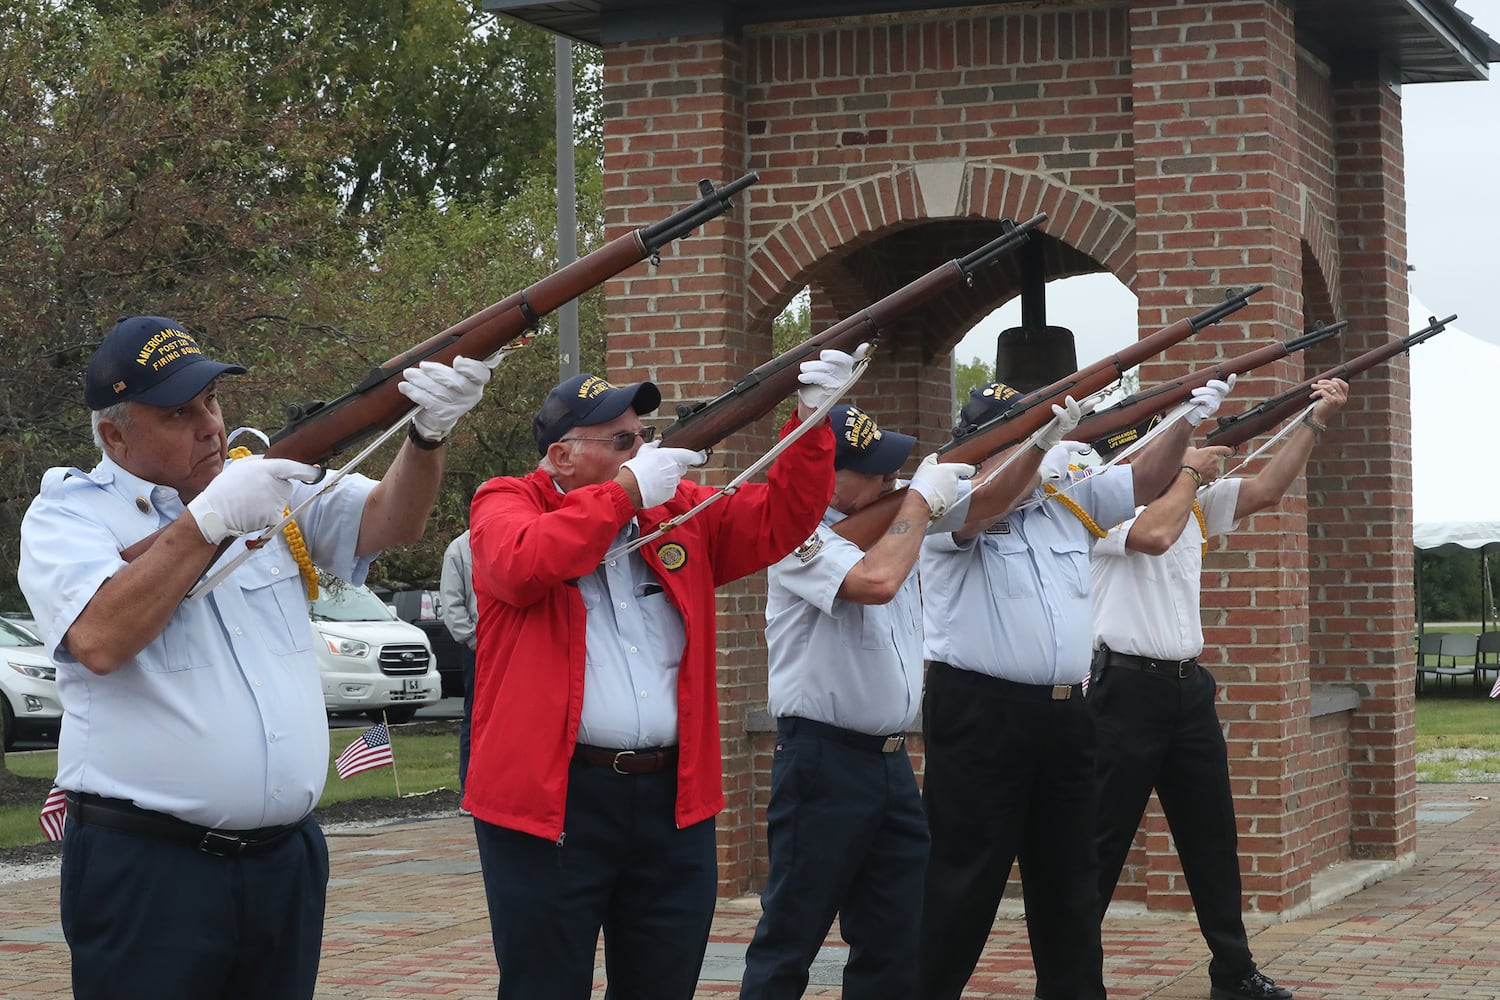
[793,533,824,563]
[658,543,688,572]
[985,520,1012,535]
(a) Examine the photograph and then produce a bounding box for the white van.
[309,574,441,724]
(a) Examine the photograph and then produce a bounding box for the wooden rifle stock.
[118,173,760,564]
[832,284,1264,549]
[1205,312,1455,450]
[658,214,1048,453]
[1067,320,1345,446]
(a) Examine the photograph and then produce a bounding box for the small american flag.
[39,785,67,841]
[1490,673,1500,699]
[335,723,394,779]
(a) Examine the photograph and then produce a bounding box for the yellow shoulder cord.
[1191,499,1208,555]
[226,447,318,600]
[1041,482,1109,539]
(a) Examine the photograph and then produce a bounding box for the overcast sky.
[956,0,1500,366]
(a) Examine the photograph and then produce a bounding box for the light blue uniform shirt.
[18,455,376,829]
[576,520,686,749]
[765,487,969,735]
[921,466,1136,685]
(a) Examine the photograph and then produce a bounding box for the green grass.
[0,722,460,849]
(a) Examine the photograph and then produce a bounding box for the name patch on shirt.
[793,533,824,564]
[985,520,1012,535]
[658,543,688,572]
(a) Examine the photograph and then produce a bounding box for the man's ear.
[97,416,128,460]
[545,441,574,475]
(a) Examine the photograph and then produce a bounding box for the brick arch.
[745,162,1136,331]
[1300,205,1341,323]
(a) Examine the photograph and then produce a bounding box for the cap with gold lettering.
[84,316,246,411]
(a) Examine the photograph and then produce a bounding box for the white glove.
[1039,441,1090,482]
[796,342,870,413]
[908,453,976,520]
[621,440,707,508]
[397,355,492,443]
[186,456,321,545]
[1035,395,1090,451]
[1185,375,1236,427]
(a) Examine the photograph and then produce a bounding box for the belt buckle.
[1051,685,1072,701]
[882,735,905,753]
[199,830,246,856]
[612,750,637,775]
[1176,660,1194,679]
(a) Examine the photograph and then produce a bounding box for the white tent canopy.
[1410,296,1500,550]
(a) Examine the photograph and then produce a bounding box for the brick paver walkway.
[3,783,1498,998]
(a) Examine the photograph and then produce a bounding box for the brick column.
[1317,71,1416,861]
[1131,0,1312,913]
[603,34,763,896]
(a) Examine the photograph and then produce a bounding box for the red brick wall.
[602,0,1412,903]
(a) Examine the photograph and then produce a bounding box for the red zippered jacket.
[464,416,834,840]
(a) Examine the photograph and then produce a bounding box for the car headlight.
[8,661,56,682]
[321,635,371,658]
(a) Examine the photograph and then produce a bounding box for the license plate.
[403,678,423,693]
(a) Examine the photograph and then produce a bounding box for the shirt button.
[608,560,617,567]
[629,646,638,654]
[271,567,280,576]
[254,679,263,688]
[639,690,648,698]
[268,732,278,743]
[235,627,244,636]
[271,789,281,799]
[618,602,628,610]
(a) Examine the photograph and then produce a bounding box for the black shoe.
[1210,970,1293,1000]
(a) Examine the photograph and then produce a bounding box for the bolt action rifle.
[1205,312,1455,450]
[119,173,759,564]
[655,214,1049,453]
[1070,320,1346,452]
[832,285,1265,549]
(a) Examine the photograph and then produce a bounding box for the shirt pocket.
[1049,537,1091,598]
[238,554,315,657]
[981,530,1033,598]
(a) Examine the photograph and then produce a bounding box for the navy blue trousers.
[474,760,717,1000]
[740,717,928,1000]
[60,815,327,1000]
[918,663,1105,1000]
[1090,663,1255,983]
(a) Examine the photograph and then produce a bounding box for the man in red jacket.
[466,350,853,1000]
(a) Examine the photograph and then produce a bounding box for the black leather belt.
[65,792,307,857]
[1095,648,1199,680]
[572,744,679,775]
[780,717,906,753]
[930,661,1083,702]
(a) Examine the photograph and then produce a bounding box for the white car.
[309,576,441,724]
[0,616,62,750]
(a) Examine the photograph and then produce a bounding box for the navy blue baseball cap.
[533,373,662,454]
[84,316,246,411]
[831,404,916,475]
[953,381,1024,440]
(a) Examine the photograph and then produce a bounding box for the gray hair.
[90,402,133,451]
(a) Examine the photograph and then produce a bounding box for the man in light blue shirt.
[917,378,1228,1000]
[19,315,487,1000]
[439,529,478,792]
[742,397,1079,1000]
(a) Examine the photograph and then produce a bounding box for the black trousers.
[61,814,327,1000]
[1089,661,1254,982]
[918,662,1105,1000]
[459,644,476,791]
[740,717,928,1000]
[474,761,717,1000]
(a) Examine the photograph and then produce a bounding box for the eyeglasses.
[560,426,657,451]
